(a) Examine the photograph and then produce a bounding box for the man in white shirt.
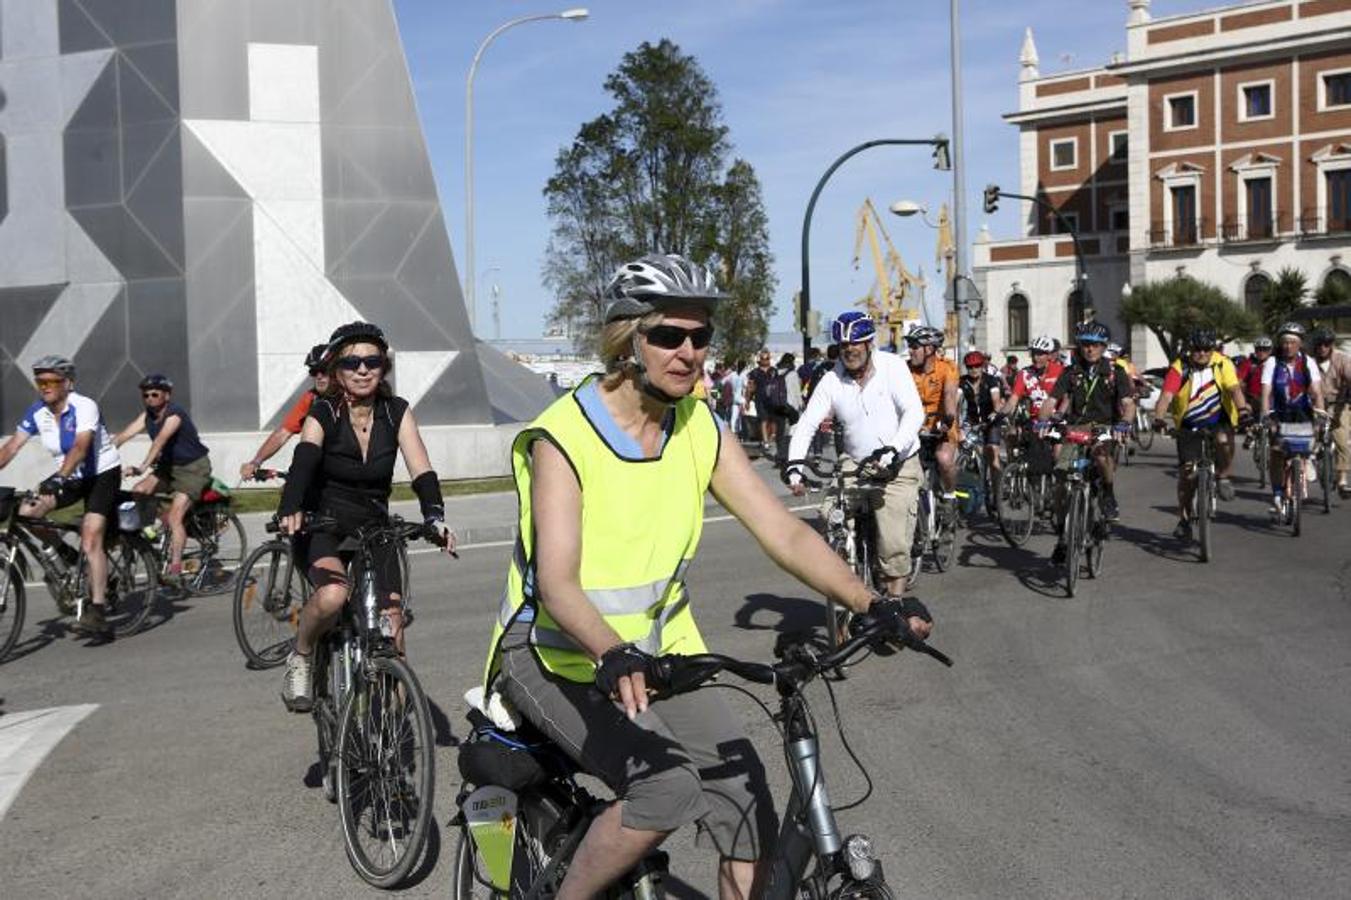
[786,311,925,594]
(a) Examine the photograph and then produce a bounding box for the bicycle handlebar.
[266,511,443,548]
[650,616,951,699]
[781,446,900,490]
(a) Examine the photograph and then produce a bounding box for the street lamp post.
[799,136,950,360]
[465,8,589,334]
[949,0,971,362]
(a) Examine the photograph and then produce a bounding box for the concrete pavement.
[1,442,1348,898]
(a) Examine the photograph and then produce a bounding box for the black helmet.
[304,343,329,373]
[1075,320,1111,345]
[138,373,173,391]
[31,354,76,380]
[1310,327,1336,345]
[326,321,388,356]
[603,254,726,323]
[1186,327,1217,351]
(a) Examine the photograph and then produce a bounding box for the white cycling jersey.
[17,392,121,478]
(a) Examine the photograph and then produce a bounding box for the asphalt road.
[1,444,1348,898]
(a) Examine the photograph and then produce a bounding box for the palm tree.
[1260,267,1308,334]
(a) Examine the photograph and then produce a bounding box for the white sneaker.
[1307,460,1318,484]
[281,651,314,713]
[1268,496,1286,521]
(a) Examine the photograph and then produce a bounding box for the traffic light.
[983,184,1001,215]
[932,136,951,171]
[806,309,821,338]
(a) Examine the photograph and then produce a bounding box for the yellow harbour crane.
[851,199,922,345]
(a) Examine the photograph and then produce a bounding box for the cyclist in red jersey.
[1002,335,1064,420]
[1234,335,1272,409]
[239,344,330,481]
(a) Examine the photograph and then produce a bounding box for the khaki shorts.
[868,452,922,580]
[159,455,212,501]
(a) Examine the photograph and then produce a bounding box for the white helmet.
[1028,335,1057,353]
[603,254,726,323]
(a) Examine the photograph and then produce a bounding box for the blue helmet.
[831,310,876,344]
[1074,320,1111,345]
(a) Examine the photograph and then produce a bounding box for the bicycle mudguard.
[462,784,519,891]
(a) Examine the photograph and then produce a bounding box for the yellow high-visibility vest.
[484,375,721,686]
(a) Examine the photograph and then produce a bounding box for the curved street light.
[889,200,942,230]
[465,9,590,333]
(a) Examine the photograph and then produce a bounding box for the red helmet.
[963,350,988,368]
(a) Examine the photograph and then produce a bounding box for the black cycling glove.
[38,473,70,496]
[594,642,657,697]
[849,595,932,638]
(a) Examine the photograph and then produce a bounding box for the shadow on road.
[400,816,442,890]
[663,872,708,900]
[733,592,827,636]
[1,616,67,664]
[428,697,459,748]
[136,587,195,636]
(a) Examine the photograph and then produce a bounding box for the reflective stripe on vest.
[483,377,719,686]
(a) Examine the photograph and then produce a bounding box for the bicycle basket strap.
[457,728,551,792]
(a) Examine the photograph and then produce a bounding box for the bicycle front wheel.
[1085,492,1105,579]
[1195,467,1212,563]
[1290,461,1304,537]
[1320,446,1335,514]
[0,559,26,662]
[106,536,158,636]
[997,465,1035,547]
[233,541,303,668]
[931,500,958,573]
[336,655,436,888]
[1064,487,1085,597]
[1135,416,1154,451]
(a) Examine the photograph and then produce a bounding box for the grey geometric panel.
[248,0,317,45]
[181,126,245,199]
[96,359,148,429]
[119,119,173,197]
[0,283,65,360]
[324,127,439,200]
[397,214,471,336]
[63,127,119,207]
[64,51,116,131]
[174,0,248,120]
[323,198,387,269]
[117,54,176,126]
[126,276,188,399]
[330,275,452,352]
[71,204,180,278]
[0,135,7,223]
[124,128,184,265]
[122,41,178,109]
[75,0,176,47]
[325,49,417,129]
[477,341,563,425]
[58,0,113,54]
[333,202,436,278]
[416,350,493,425]
[69,285,128,415]
[3,0,58,60]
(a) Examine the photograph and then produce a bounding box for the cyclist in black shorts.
[276,321,455,713]
[959,350,1005,487]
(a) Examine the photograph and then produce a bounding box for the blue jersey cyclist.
[0,355,122,636]
[1259,322,1327,517]
[114,374,214,585]
[480,253,933,899]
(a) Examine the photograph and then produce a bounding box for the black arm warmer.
[278,442,322,517]
[411,470,445,522]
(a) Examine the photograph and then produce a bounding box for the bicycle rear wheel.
[233,541,303,668]
[1320,446,1335,513]
[931,500,958,573]
[1196,467,1212,563]
[0,559,26,662]
[1064,487,1085,597]
[997,465,1035,547]
[336,655,436,888]
[1290,461,1304,537]
[184,508,247,595]
[106,536,158,636]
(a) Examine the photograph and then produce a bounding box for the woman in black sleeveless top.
[276,322,453,713]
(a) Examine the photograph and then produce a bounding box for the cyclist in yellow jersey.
[481,254,933,900]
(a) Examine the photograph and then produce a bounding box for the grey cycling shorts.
[498,626,778,861]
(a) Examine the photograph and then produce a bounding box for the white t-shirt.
[17,391,121,478]
[787,350,925,463]
[1259,354,1321,386]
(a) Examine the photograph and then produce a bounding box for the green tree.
[1260,267,1308,334]
[542,39,774,352]
[1121,276,1260,359]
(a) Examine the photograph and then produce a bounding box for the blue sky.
[394,0,1232,340]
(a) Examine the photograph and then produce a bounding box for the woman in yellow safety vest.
[482,253,933,899]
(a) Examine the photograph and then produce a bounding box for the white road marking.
[0,704,98,820]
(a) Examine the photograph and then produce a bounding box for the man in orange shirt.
[240,344,330,481]
[905,325,960,495]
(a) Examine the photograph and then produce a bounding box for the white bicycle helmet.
[1028,335,1057,354]
[603,254,726,323]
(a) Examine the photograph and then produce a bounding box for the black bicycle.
[0,487,159,658]
[141,484,247,595]
[1047,424,1112,597]
[271,512,439,887]
[995,415,1053,548]
[1162,425,1219,563]
[450,614,952,899]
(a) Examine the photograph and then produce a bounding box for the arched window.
[1007,293,1029,347]
[1244,272,1271,316]
[1066,289,1085,342]
[1323,268,1351,297]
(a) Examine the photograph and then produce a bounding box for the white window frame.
[1237,79,1276,123]
[1318,67,1351,112]
[1312,144,1351,232]
[1049,137,1078,172]
[1108,130,1128,163]
[1156,162,1205,244]
[1163,90,1200,132]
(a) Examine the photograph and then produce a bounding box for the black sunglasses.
[643,324,714,351]
[336,354,385,372]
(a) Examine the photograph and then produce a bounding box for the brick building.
[973,0,1351,367]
